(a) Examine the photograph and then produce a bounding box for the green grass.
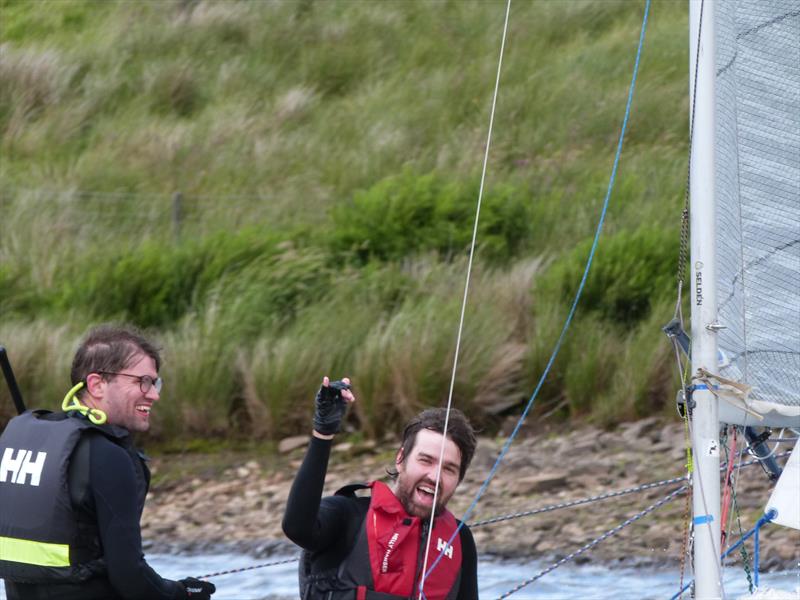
[0,0,690,440]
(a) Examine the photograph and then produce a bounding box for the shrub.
[54,228,288,328]
[329,171,533,264]
[537,226,678,325]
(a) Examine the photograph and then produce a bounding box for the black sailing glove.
[313,380,351,435]
[179,577,216,600]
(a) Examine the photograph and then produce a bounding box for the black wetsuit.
[4,431,183,600]
[282,436,479,599]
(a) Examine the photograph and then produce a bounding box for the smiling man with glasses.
[88,369,164,433]
[0,324,216,600]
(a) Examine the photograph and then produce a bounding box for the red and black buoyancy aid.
[301,480,462,600]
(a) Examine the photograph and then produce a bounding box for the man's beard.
[394,474,451,518]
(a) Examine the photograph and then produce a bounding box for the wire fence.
[0,186,286,247]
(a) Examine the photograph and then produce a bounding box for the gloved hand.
[313,379,351,436]
[179,577,216,599]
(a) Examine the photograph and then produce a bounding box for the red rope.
[720,427,737,549]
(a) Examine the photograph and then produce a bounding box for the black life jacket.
[300,481,462,600]
[0,410,149,584]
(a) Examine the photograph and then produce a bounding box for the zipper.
[411,520,430,600]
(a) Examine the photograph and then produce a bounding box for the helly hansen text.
[0,448,47,486]
[437,538,453,559]
[382,532,400,573]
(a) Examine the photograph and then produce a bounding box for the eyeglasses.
[96,371,163,394]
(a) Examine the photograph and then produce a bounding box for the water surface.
[2,552,797,599]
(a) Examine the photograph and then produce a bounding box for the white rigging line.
[417,1,512,598]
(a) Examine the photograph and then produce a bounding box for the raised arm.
[282,376,355,550]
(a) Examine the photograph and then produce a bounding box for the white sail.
[713,0,800,428]
[765,438,800,530]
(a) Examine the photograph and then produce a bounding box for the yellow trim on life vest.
[0,536,70,568]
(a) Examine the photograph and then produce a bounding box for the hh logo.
[0,448,47,486]
[436,537,453,559]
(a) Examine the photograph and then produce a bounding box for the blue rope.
[669,509,777,600]
[754,517,761,589]
[752,507,775,589]
[423,0,652,586]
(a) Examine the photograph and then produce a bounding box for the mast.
[689,0,722,598]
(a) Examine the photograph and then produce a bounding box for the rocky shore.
[141,418,797,573]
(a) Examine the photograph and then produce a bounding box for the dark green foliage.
[329,172,533,264]
[55,229,289,328]
[210,244,332,337]
[539,227,678,324]
[478,184,534,261]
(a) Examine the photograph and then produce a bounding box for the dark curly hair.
[388,407,476,482]
[71,324,161,397]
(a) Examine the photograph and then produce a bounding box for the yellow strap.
[0,536,70,567]
[61,382,107,425]
[683,414,693,475]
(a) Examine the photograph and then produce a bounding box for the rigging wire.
[669,1,702,584]
[471,475,686,527]
[721,430,755,592]
[191,451,789,581]
[468,450,785,528]
[719,427,738,549]
[418,1,513,597]
[669,333,693,598]
[669,509,777,600]
[676,479,693,599]
[667,299,693,597]
[497,485,689,599]
[423,0,653,589]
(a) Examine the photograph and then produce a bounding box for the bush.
[54,228,288,328]
[537,226,678,325]
[328,172,533,264]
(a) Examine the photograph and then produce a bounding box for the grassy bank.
[0,0,688,441]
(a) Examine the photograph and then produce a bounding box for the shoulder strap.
[300,484,372,598]
[334,482,370,498]
[68,434,93,508]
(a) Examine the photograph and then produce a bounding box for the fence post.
[172,192,183,242]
